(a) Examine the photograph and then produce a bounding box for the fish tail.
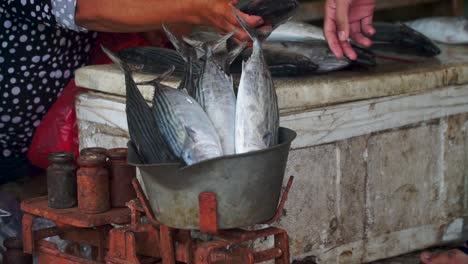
[136,66,176,86]
[228,41,247,66]
[162,24,195,61]
[101,45,131,73]
[233,8,258,41]
[213,30,236,52]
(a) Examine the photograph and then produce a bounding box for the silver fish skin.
[405,17,468,44]
[101,46,176,164]
[234,11,279,154]
[162,25,200,96]
[145,72,223,166]
[186,33,239,155]
[262,41,351,73]
[267,21,325,42]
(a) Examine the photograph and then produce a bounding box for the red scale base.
[21,176,294,264]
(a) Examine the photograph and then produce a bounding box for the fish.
[101,46,176,164]
[162,25,202,96]
[236,0,299,39]
[118,46,193,77]
[236,40,375,74]
[184,32,246,75]
[267,21,325,42]
[138,68,223,166]
[370,22,441,57]
[233,10,279,154]
[183,32,243,155]
[405,16,468,44]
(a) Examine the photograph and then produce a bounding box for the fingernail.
[368,28,376,35]
[338,31,347,41]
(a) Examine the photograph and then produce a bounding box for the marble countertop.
[75,44,468,114]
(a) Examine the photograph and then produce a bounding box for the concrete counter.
[76,44,468,114]
[74,44,468,263]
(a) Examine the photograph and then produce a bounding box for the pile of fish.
[103,7,286,166]
[119,15,468,78]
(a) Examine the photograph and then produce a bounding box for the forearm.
[75,0,208,32]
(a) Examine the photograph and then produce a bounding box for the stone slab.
[75,45,468,114]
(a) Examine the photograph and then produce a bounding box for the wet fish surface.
[405,16,468,44]
[118,46,191,77]
[101,46,176,164]
[234,11,279,154]
[140,68,224,166]
[267,21,325,42]
[371,22,441,57]
[183,33,244,155]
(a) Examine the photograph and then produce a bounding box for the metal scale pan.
[128,127,296,230]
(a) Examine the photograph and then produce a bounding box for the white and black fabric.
[0,0,97,182]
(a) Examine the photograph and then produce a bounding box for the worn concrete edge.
[293,218,464,263]
[76,84,468,149]
[74,61,468,115]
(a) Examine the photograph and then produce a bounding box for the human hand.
[324,0,376,60]
[198,0,265,43]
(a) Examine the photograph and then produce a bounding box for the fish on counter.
[236,40,375,75]
[370,22,441,57]
[101,46,176,164]
[405,16,468,44]
[233,11,279,154]
[183,32,244,155]
[138,68,224,166]
[267,21,325,42]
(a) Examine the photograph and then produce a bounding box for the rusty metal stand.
[21,197,131,263]
[22,173,294,264]
[106,176,294,264]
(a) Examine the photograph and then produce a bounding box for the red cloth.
[28,32,165,169]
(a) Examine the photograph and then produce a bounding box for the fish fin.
[135,66,175,86]
[262,132,273,147]
[212,30,236,52]
[233,8,258,41]
[101,45,131,73]
[182,37,206,59]
[185,126,197,142]
[162,24,197,61]
[227,41,247,66]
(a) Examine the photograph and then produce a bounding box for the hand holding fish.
[76,0,263,43]
[324,0,376,60]
[203,0,265,43]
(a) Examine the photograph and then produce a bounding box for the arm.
[76,0,263,42]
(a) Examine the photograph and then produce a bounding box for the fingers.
[419,251,432,264]
[218,6,262,43]
[335,0,350,41]
[350,22,371,47]
[340,40,357,60]
[361,15,375,36]
[324,0,344,58]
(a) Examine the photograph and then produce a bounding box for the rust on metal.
[199,192,218,235]
[132,178,160,225]
[107,148,137,207]
[77,152,110,214]
[265,175,294,225]
[21,196,131,227]
[80,147,108,156]
[47,152,77,209]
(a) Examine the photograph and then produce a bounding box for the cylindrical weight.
[107,148,137,207]
[77,153,110,214]
[47,152,77,209]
